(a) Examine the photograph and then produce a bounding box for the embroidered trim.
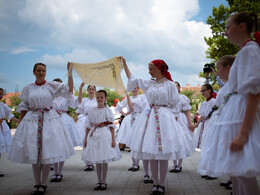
[56,110,67,116]
[89,121,113,136]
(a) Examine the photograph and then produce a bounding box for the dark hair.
[33,63,46,72]
[202,84,213,94]
[53,78,63,82]
[0,88,4,92]
[174,81,181,88]
[232,12,259,34]
[217,55,235,67]
[96,90,107,97]
[87,85,96,90]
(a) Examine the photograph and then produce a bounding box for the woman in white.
[109,98,121,136]
[0,88,19,177]
[169,82,195,173]
[198,12,260,194]
[122,57,194,194]
[75,83,97,171]
[8,62,75,195]
[49,78,81,182]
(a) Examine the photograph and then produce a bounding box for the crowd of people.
[0,12,259,195]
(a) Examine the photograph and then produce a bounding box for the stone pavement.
[0,146,246,195]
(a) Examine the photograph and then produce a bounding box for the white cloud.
[10,47,36,54]
[0,74,8,84]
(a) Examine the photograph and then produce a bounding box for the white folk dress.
[76,97,97,146]
[115,94,149,146]
[82,107,122,164]
[127,75,194,160]
[8,81,75,164]
[109,106,121,136]
[198,41,260,177]
[0,102,14,153]
[193,98,216,149]
[53,94,82,147]
[175,94,195,151]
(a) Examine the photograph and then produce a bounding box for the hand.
[188,123,195,131]
[229,132,249,151]
[211,67,217,77]
[80,82,85,89]
[67,61,71,71]
[83,140,87,148]
[111,139,116,148]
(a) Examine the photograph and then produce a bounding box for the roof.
[2,93,21,106]
[181,84,201,96]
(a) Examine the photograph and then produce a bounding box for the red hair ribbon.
[206,92,217,101]
[150,59,173,81]
[113,98,120,107]
[254,31,260,46]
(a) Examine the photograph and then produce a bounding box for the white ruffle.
[0,121,12,153]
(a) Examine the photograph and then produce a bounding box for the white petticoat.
[8,110,75,164]
[198,94,260,177]
[82,126,121,164]
[76,114,88,146]
[60,113,82,147]
[193,119,210,149]
[177,112,194,148]
[129,107,195,160]
[0,120,12,153]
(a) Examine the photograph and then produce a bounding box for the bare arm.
[78,82,85,103]
[126,94,134,112]
[184,110,195,131]
[230,93,260,151]
[10,117,19,123]
[83,128,90,148]
[67,62,73,93]
[19,110,27,122]
[120,56,132,79]
[110,127,116,148]
[74,113,80,123]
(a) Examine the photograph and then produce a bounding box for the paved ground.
[0,130,258,194]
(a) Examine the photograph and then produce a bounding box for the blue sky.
[0,0,228,93]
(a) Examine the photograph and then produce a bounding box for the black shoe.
[84,165,94,171]
[31,185,40,195]
[100,183,107,191]
[206,176,217,180]
[143,175,150,184]
[132,165,140,172]
[56,174,63,182]
[50,166,54,171]
[173,166,182,173]
[225,185,232,190]
[0,171,4,177]
[50,174,57,182]
[149,177,154,184]
[94,183,101,190]
[169,166,177,172]
[220,180,232,187]
[150,185,158,195]
[37,185,47,195]
[201,175,208,178]
[157,185,165,195]
[128,166,134,171]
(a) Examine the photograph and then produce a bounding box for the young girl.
[169,82,195,173]
[193,84,216,150]
[8,63,75,195]
[0,88,19,177]
[122,57,194,194]
[82,90,121,191]
[198,12,260,194]
[49,78,81,182]
[109,98,121,136]
[75,83,97,171]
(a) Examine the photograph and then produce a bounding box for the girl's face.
[33,65,46,81]
[149,63,163,79]
[132,87,139,96]
[96,92,107,107]
[216,62,230,81]
[200,86,211,98]
[225,17,242,45]
[87,85,96,97]
[0,90,4,100]
[174,83,180,92]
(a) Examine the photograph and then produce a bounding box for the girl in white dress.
[0,88,19,177]
[49,78,81,183]
[193,84,216,150]
[122,57,194,194]
[82,90,121,191]
[109,98,121,136]
[169,82,195,173]
[8,63,75,195]
[198,12,260,194]
[75,83,97,171]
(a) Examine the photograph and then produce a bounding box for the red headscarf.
[150,59,173,81]
[113,98,120,107]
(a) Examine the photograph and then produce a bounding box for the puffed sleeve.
[198,102,206,117]
[127,75,153,93]
[181,95,192,111]
[47,81,69,98]
[86,108,93,129]
[107,108,117,129]
[114,98,127,112]
[18,84,31,107]
[134,94,149,112]
[16,101,29,113]
[2,103,14,120]
[236,43,260,95]
[67,93,78,109]
[168,82,180,108]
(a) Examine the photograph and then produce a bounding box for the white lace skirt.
[8,110,75,164]
[198,94,260,177]
[129,107,195,160]
[82,126,121,164]
[76,114,87,146]
[0,120,12,153]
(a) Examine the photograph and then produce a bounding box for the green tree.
[201,0,260,83]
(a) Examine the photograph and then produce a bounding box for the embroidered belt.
[30,107,52,165]
[130,111,141,127]
[84,113,88,116]
[0,118,4,131]
[218,92,238,114]
[197,117,208,148]
[145,104,168,151]
[89,121,113,136]
[56,110,67,116]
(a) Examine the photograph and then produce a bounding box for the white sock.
[96,164,102,183]
[102,163,108,184]
[143,160,149,175]
[173,160,177,166]
[32,164,41,185]
[150,160,159,185]
[177,159,183,167]
[41,164,51,186]
[53,163,58,175]
[58,161,64,175]
[159,160,168,187]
